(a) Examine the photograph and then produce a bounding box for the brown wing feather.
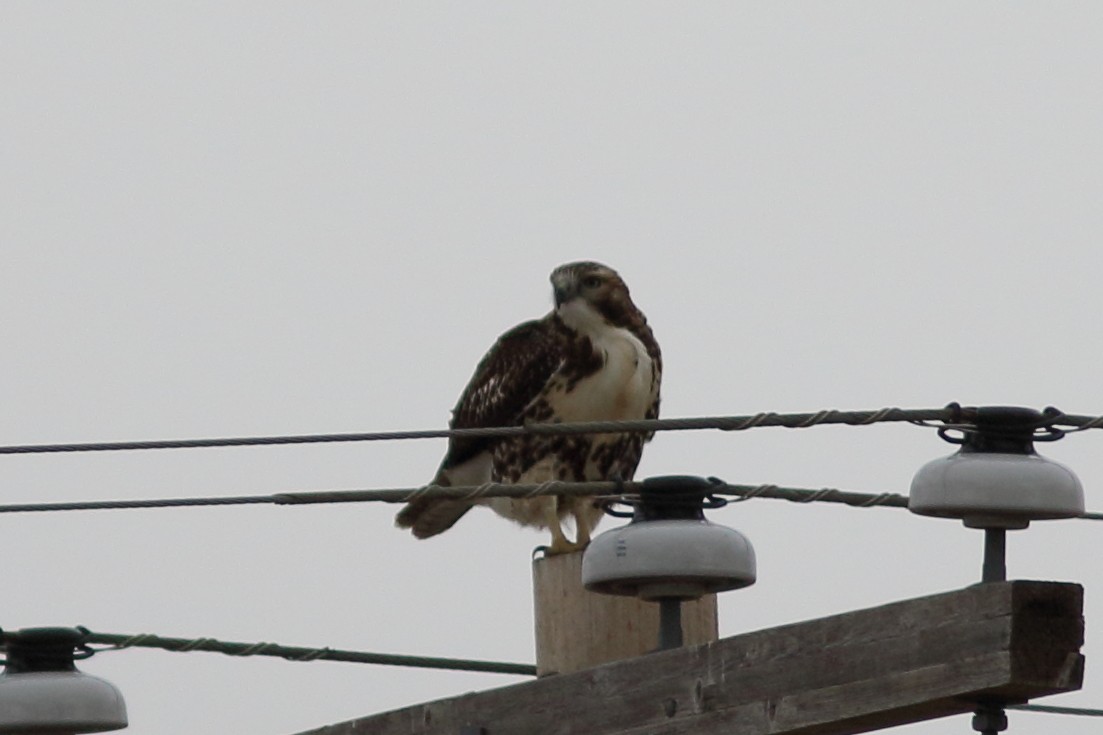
[395,315,566,537]
[441,316,566,469]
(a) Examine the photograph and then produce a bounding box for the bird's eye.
[583,276,602,289]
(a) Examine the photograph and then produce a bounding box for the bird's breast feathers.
[547,301,658,423]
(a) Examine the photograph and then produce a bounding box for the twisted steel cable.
[0,478,1099,519]
[83,631,535,675]
[0,406,986,455]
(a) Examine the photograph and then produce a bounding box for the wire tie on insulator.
[1041,405,1103,433]
[116,633,156,649]
[736,484,775,503]
[1031,406,1068,442]
[594,476,627,509]
[707,477,767,503]
[1068,414,1103,430]
[909,402,963,430]
[70,628,96,660]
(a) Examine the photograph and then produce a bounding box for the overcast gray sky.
[2,3,1101,734]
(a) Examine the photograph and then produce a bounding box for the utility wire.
[8,403,1098,720]
[5,405,1101,456]
[77,631,1103,718]
[84,631,535,676]
[2,479,1101,520]
[1008,703,1103,717]
[0,407,947,455]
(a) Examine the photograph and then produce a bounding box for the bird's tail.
[394,471,475,539]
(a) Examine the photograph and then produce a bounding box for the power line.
[0,406,947,454]
[1008,702,1103,717]
[2,405,1100,457]
[77,631,1103,720]
[0,480,902,513]
[4,405,1101,456]
[2,478,1101,520]
[84,631,535,676]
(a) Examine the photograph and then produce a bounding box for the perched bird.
[395,261,662,554]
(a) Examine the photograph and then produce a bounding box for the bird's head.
[550,261,642,329]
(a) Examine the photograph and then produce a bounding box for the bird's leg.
[572,505,594,548]
[540,496,586,555]
[538,497,598,555]
[542,497,573,554]
[568,475,617,550]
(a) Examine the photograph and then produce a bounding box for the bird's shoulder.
[441,315,571,467]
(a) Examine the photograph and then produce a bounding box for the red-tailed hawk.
[396,261,661,554]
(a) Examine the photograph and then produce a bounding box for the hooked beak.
[552,275,579,308]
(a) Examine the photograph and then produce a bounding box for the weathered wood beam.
[296,581,1083,735]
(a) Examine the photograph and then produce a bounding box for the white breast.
[552,301,655,422]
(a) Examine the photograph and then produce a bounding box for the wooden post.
[532,550,718,676]
[294,581,1084,735]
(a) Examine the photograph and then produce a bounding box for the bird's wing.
[441,316,566,470]
[395,316,565,538]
